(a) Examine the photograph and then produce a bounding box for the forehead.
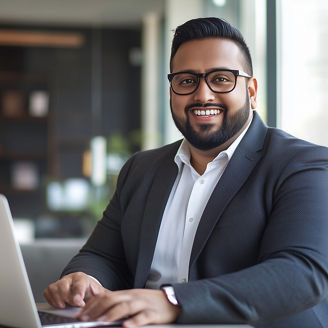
[171,37,245,72]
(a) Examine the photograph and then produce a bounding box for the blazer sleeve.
[173,146,328,326]
[61,154,136,290]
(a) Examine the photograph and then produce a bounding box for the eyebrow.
[171,67,238,74]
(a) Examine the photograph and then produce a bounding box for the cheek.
[171,95,188,116]
[224,87,248,111]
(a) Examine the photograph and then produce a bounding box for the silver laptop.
[0,194,119,328]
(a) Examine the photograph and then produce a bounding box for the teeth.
[193,109,220,116]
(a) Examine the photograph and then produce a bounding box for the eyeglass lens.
[171,70,236,94]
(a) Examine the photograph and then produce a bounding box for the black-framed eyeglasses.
[167,69,251,95]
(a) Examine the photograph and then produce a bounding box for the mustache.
[184,103,227,113]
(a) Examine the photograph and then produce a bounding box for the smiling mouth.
[192,109,222,116]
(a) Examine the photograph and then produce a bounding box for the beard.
[170,92,251,151]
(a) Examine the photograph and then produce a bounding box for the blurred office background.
[0,0,327,240]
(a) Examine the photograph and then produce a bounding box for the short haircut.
[170,17,253,75]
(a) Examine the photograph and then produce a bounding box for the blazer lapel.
[190,112,268,267]
[134,143,179,287]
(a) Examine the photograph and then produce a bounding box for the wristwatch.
[160,284,179,306]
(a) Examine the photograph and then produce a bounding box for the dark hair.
[170,17,253,75]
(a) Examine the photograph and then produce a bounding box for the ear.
[248,77,258,109]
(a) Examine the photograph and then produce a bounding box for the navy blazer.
[63,112,328,327]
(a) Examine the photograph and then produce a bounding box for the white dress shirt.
[146,122,251,289]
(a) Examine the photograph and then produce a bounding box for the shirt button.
[188,217,194,223]
[199,179,205,184]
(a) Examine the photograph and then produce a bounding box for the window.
[277,0,328,146]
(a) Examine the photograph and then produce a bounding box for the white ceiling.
[0,0,165,27]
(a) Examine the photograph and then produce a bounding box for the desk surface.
[0,303,254,328]
[146,326,253,328]
[36,304,254,328]
[0,321,254,328]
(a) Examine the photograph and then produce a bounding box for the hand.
[43,272,104,309]
[76,288,181,327]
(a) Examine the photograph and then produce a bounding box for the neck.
[188,111,253,175]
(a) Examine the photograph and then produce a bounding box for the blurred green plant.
[107,130,142,155]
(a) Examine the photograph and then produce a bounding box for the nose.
[192,77,215,102]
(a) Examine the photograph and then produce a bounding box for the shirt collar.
[174,116,253,170]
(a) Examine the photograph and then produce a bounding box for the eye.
[180,78,196,85]
[174,74,197,88]
[210,72,234,85]
[212,75,230,83]
[214,76,228,83]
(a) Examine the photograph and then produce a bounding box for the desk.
[0,304,254,328]
[0,325,253,328]
[147,326,253,328]
[37,304,254,328]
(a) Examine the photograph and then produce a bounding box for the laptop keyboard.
[38,311,79,325]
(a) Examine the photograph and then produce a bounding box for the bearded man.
[44,17,328,328]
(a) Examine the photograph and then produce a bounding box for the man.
[44,17,328,328]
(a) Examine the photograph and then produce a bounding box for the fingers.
[77,291,130,322]
[43,272,97,308]
[69,278,88,306]
[123,311,152,328]
[44,278,70,308]
[77,289,180,327]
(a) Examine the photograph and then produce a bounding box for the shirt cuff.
[87,275,102,286]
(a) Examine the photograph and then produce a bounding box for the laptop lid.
[0,194,42,328]
[0,195,116,328]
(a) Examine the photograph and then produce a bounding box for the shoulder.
[132,140,182,163]
[116,140,182,186]
[127,140,182,173]
[265,127,328,160]
[261,128,328,187]
[248,112,328,160]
